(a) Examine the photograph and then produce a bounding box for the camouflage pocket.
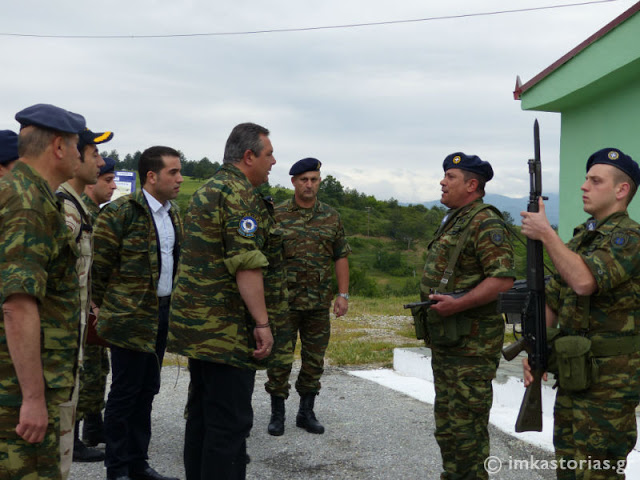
[554,335,598,392]
[426,310,471,347]
[410,305,430,346]
[42,328,76,389]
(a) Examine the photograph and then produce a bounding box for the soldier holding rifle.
[421,152,515,479]
[522,148,640,479]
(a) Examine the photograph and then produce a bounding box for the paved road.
[70,365,556,480]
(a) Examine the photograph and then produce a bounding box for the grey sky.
[1,0,635,202]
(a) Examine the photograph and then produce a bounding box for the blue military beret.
[0,130,19,166]
[15,103,86,134]
[586,148,640,187]
[99,157,116,176]
[78,128,114,151]
[289,157,322,176]
[443,152,493,181]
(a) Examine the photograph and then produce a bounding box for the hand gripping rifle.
[497,119,548,432]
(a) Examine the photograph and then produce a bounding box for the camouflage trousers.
[265,309,330,398]
[553,354,640,480]
[431,352,499,480]
[77,345,109,419]
[0,387,73,480]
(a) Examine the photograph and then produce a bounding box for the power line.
[0,0,623,39]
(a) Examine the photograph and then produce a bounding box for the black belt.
[158,296,171,307]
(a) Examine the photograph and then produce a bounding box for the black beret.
[586,148,640,187]
[289,157,322,176]
[443,152,493,181]
[15,103,85,134]
[78,128,114,151]
[99,157,116,176]
[0,130,19,166]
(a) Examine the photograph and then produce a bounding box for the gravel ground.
[70,364,556,480]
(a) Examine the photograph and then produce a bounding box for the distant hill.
[418,192,560,226]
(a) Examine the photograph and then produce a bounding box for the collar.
[583,210,628,233]
[142,188,171,214]
[288,195,321,213]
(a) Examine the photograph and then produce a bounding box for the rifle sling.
[439,227,471,292]
[437,203,503,292]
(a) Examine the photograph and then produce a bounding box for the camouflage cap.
[586,147,640,187]
[289,157,322,176]
[0,129,19,165]
[15,103,86,133]
[443,152,493,181]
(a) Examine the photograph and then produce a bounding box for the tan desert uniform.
[56,182,94,478]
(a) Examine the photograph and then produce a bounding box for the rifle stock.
[515,369,543,432]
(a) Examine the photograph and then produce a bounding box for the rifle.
[497,119,548,432]
[403,290,466,310]
[403,279,530,310]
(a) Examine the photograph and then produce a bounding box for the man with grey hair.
[169,122,286,479]
[0,103,85,479]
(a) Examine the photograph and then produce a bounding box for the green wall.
[520,13,640,240]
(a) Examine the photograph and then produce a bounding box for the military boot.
[267,396,285,436]
[296,393,325,434]
[82,412,105,447]
[73,421,105,462]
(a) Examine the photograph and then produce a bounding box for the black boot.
[296,393,324,434]
[73,421,105,462]
[82,412,105,447]
[267,396,285,436]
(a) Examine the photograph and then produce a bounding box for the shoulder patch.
[490,230,504,246]
[611,233,628,248]
[238,216,258,238]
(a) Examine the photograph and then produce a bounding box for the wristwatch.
[337,293,349,300]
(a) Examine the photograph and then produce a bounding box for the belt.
[590,335,640,357]
[158,296,171,308]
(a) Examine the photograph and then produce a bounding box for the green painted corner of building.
[517,3,640,240]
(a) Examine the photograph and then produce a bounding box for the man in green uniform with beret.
[82,157,118,220]
[522,148,640,479]
[77,156,116,451]
[265,157,351,437]
[0,103,85,480]
[421,152,515,479]
[168,122,282,480]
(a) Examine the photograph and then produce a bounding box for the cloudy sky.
[1,0,636,203]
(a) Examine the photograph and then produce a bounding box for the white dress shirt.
[143,188,175,297]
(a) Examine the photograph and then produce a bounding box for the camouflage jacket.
[0,162,80,414]
[81,192,100,224]
[57,183,93,350]
[168,163,287,370]
[421,199,515,357]
[275,197,351,310]
[547,211,640,339]
[92,190,183,353]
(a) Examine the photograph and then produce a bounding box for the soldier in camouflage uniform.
[522,148,640,480]
[0,129,19,177]
[78,156,117,450]
[93,146,183,480]
[57,127,113,465]
[168,123,280,480]
[83,156,117,219]
[265,157,351,437]
[421,152,515,480]
[0,104,85,480]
